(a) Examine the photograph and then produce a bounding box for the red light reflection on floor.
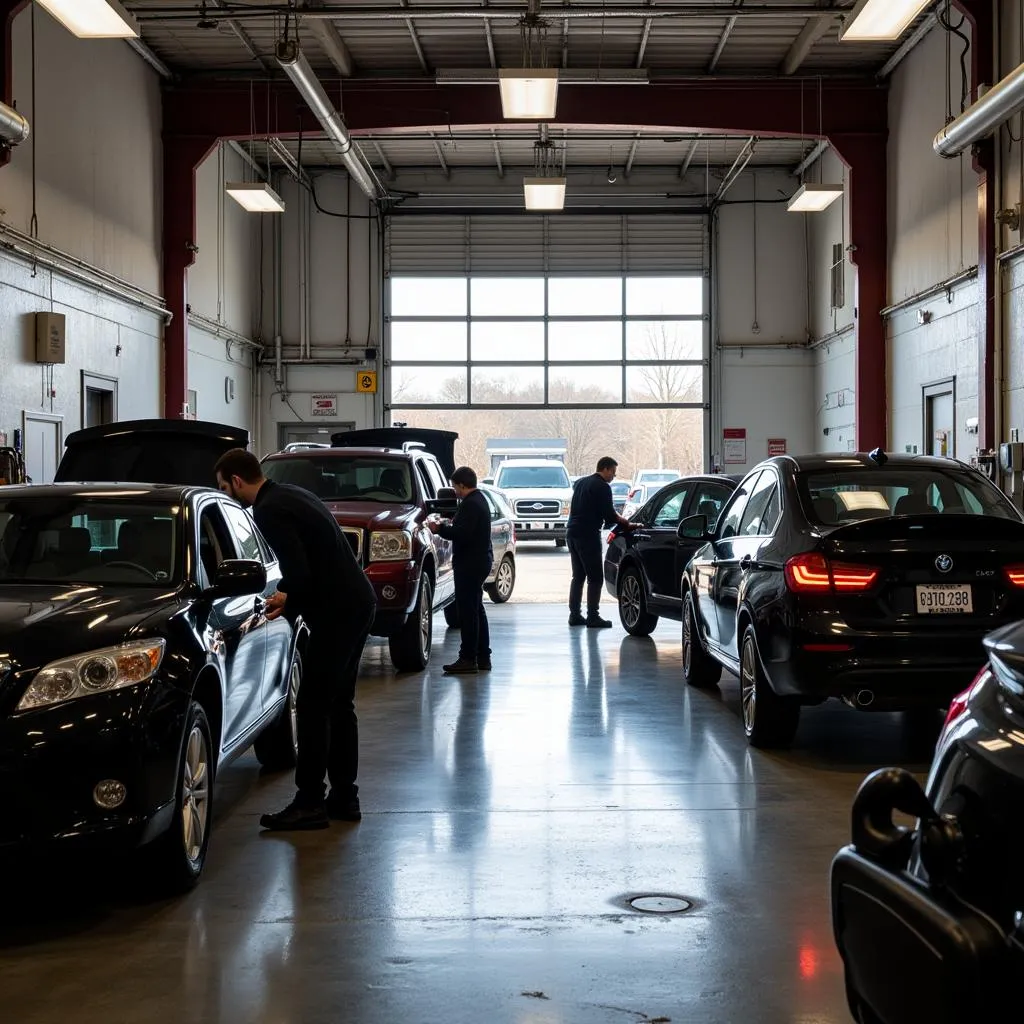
[799,943,819,980]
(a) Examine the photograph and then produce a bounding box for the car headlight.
[560,501,571,516]
[16,640,166,712]
[369,530,413,563]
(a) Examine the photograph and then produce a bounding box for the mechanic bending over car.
[567,456,637,628]
[214,448,377,832]
[427,465,493,674]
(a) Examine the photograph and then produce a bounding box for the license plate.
[916,583,973,614]
[529,522,545,530]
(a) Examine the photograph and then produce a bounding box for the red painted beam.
[831,133,888,451]
[0,1,29,169]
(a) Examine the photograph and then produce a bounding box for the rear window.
[494,465,570,489]
[798,466,1019,527]
[263,456,414,503]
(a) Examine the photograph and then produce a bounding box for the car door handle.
[740,555,753,571]
[254,596,266,615]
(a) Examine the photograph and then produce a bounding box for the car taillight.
[942,665,989,734]
[1004,564,1024,587]
[785,553,879,593]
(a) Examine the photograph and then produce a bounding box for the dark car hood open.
[55,419,249,489]
[330,428,457,480]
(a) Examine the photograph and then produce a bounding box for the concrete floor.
[0,603,932,1024]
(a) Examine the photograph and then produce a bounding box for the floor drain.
[629,895,693,914]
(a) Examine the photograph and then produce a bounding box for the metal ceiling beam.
[707,15,737,74]
[791,139,828,177]
[636,18,652,68]
[561,128,568,175]
[483,18,496,68]
[126,36,172,78]
[430,133,450,177]
[563,17,569,67]
[624,132,641,177]
[490,129,504,177]
[372,140,395,180]
[209,0,270,70]
[227,139,269,180]
[781,15,833,76]
[714,135,755,201]
[878,10,938,79]
[269,137,312,185]
[305,2,355,77]
[401,0,429,74]
[679,136,702,178]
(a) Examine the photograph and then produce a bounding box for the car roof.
[0,482,199,500]
[768,451,973,473]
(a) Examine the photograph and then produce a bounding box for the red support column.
[831,133,889,451]
[162,137,216,420]
[0,1,29,170]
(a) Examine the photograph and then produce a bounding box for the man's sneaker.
[325,795,362,822]
[259,800,329,831]
[478,658,492,670]
[568,613,587,626]
[443,658,479,674]
[586,615,613,629]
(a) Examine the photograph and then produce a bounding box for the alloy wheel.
[621,573,642,628]
[419,584,432,659]
[740,638,757,734]
[288,660,300,758]
[496,559,514,599]
[181,725,210,865]
[683,606,693,675]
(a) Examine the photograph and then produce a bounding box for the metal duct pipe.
[276,41,381,200]
[0,101,29,147]
[934,61,1024,158]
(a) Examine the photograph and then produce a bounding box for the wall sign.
[767,438,787,456]
[723,427,747,465]
[357,371,378,394]
[311,393,338,417]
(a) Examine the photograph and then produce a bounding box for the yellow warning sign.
[357,371,378,394]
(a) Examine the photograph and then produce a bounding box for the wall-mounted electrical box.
[35,312,66,364]
[225,377,235,403]
[1000,441,1024,474]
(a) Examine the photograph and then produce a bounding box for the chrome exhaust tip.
[855,689,875,708]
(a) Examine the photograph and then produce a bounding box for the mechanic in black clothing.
[566,456,636,628]
[426,466,492,675]
[214,448,377,832]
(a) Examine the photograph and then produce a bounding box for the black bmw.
[679,450,1024,747]
[0,482,303,890]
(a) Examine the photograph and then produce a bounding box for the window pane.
[626,320,703,361]
[390,276,466,316]
[391,321,467,362]
[548,277,622,316]
[549,366,622,403]
[626,364,703,404]
[471,277,545,316]
[471,321,544,361]
[626,276,703,315]
[392,365,467,404]
[471,366,544,403]
[549,321,622,361]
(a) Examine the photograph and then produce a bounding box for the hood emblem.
[531,502,545,510]
[935,554,954,574]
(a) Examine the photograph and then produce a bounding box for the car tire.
[389,574,434,672]
[555,538,567,548]
[253,652,301,771]
[147,700,214,892]
[682,592,721,688]
[443,603,461,628]
[617,566,659,637]
[485,555,516,604]
[739,625,800,748]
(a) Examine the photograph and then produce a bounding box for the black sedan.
[0,483,303,890]
[603,474,738,635]
[831,622,1024,1022]
[679,450,1024,747]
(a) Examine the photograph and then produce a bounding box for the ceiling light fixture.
[523,177,567,211]
[36,0,139,39]
[839,0,932,42]
[787,183,844,213]
[499,68,559,120]
[225,182,286,214]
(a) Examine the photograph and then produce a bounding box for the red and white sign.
[767,438,787,456]
[723,428,747,465]
[311,393,338,418]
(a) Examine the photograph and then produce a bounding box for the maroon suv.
[261,429,458,672]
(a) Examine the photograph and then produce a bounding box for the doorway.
[277,423,354,449]
[22,411,63,484]
[923,379,955,458]
[82,372,118,428]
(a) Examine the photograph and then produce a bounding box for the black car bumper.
[0,684,185,850]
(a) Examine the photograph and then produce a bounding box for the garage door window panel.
[548,321,622,361]
[391,277,467,317]
[626,364,703,405]
[548,366,623,404]
[548,277,623,317]
[472,322,544,362]
[391,322,467,363]
[471,277,545,316]
[393,366,467,404]
[626,321,703,362]
[471,366,545,403]
[626,276,703,316]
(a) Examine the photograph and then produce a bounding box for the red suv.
[261,428,458,672]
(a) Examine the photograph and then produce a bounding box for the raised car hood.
[324,501,418,530]
[331,428,458,479]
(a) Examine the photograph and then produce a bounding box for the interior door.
[22,414,62,484]
[925,383,955,458]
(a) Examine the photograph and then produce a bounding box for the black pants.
[294,605,373,808]
[567,532,604,616]
[455,561,491,662]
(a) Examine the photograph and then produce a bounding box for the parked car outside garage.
[610,480,632,514]
[680,450,1024,748]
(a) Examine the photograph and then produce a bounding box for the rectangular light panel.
[840,0,932,42]
[37,0,139,38]
[787,183,844,213]
[499,68,559,120]
[225,183,286,214]
[523,177,567,211]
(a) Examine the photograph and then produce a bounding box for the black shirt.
[566,473,618,537]
[252,479,376,623]
[437,488,493,568]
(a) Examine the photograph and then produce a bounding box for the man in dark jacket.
[426,466,492,674]
[214,448,377,831]
[566,456,635,628]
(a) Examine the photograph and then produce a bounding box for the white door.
[22,414,63,484]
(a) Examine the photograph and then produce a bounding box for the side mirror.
[482,477,494,486]
[677,514,711,542]
[210,558,267,597]
[426,487,459,516]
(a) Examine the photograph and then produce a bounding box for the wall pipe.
[0,98,27,145]
[934,61,1024,158]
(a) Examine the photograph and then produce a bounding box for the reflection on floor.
[0,605,934,1023]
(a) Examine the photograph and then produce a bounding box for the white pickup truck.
[491,458,574,547]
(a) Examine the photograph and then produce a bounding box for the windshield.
[263,456,414,503]
[611,482,631,497]
[0,500,181,584]
[798,467,1019,526]
[495,465,570,489]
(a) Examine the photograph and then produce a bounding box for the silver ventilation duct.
[934,62,1024,158]
[0,101,29,147]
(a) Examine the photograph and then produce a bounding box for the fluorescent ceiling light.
[499,68,559,119]
[787,183,844,213]
[840,0,932,42]
[36,0,139,39]
[225,182,286,214]
[523,177,566,211]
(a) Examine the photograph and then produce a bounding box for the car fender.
[616,551,652,597]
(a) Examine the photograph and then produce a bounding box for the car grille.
[515,499,560,518]
[342,528,364,563]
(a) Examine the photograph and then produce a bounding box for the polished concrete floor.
[0,604,933,1024]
